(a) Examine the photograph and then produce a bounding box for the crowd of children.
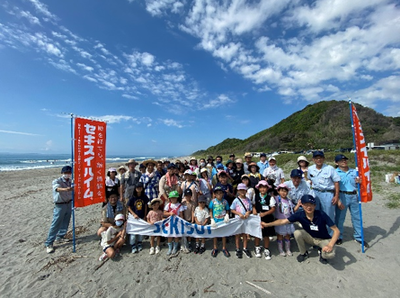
[98,152,358,264]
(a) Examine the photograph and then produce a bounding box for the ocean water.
[0,153,174,172]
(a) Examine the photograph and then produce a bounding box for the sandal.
[222,248,230,258]
[211,248,219,258]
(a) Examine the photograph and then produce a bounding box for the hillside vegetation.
[194,100,400,156]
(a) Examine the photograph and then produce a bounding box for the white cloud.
[28,0,57,21]
[0,129,42,136]
[202,94,234,109]
[159,118,183,128]
[20,10,41,25]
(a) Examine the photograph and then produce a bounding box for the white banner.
[126,214,262,239]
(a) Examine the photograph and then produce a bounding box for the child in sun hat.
[164,190,184,255]
[275,184,296,257]
[230,183,253,259]
[99,213,126,262]
[193,196,210,254]
[147,198,164,255]
[253,180,276,260]
[181,189,196,253]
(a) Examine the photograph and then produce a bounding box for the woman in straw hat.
[120,159,141,204]
[140,159,160,201]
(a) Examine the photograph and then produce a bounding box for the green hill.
[193,100,400,155]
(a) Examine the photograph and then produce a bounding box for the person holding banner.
[45,166,73,254]
[164,191,184,255]
[120,159,142,204]
[307,151,340,231]
[99,213,126,262]
[334,154,369,248]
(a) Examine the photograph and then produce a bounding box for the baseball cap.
[115,214,125,221]
[167,163,176,169]
[301,194,316,205]
[216,164,224,169]
[168,190,180,198]
[268,157,276,162]
[61,166,72,173]
[290,169,303,178]
[260,153,267,157]
[335,154,348,162]
[313,151,325,158]
[213,186,224,193]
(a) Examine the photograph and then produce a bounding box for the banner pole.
[71,113,76,253]
[349,100,365,253]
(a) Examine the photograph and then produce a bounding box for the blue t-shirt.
[209,198,230,222]
[288,210,334,239]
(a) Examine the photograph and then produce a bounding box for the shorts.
[262,226,276,238]
[103,245,113,252]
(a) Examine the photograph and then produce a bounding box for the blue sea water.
[0,153,174,172]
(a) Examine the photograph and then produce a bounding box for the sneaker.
[46,245,54,254]
[279,251,286,257]
[222,248,231,258]
[254,246,262,258]
[243,248,252,258]
[149,247,155,255]
[194,244,200,254]
[98,253,108,262]
[131,246,138,254]
[236,249,243,259]
[115,248,121,257]
[155,246,161,254]
[263,248,271,260]
[199,246,206,254]
[355,240,370,248]
[171,242,179,255]
[188,242,193,252]
[336,239,343,245]
[318,249,328,264]
[182,246,190,254]
[167,243,173,256]
[286,250,293,256]
[137,243,143,252]
[297,251,309,263]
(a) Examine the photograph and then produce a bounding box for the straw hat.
[143,159,157,167]
[125,159,138,166]
[150,198,162,206]
[118,165,126,172]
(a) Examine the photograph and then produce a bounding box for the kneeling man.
[263,194,339,264]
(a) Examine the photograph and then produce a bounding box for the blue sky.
[0,0,399,156]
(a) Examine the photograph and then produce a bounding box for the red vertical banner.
[74,118,107,207]
[351,104,373,202]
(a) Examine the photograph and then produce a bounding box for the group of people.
[45,151,368,266]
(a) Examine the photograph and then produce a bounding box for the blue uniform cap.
[61,166,72,173]
[335,154,348,162]
[313,151,325,158]
[301,194,316,205]
[290,169,303,178]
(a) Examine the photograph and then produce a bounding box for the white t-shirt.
[194,206,210,224]
[100,226,122,249]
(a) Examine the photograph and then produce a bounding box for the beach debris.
[253,279,274,283]
[167,251,180,261]
[65,226,88,239]
[18,239,26,243]
[94,257,109,271]
[204,283,216,293]
[39,254,84,272]
[245,281,272,295]
[38,273,50,280]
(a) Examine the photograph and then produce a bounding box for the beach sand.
[1,166,399,298]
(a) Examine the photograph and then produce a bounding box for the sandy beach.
[1,165,399,298]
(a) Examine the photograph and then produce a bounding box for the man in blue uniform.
[307,151,340,232]
[45,166,74,253]
[264,194,339,264]
[334,154,369,248]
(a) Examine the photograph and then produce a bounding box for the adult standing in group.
[116,165,126,181]
[262,157,285,187]
[45,166,74,253]
[307,151,340,227]
[140,159,160,202]
[284,169,315,209]
[334,154,369,248]
[158,163,181,207]
[120,159,141,204]
[297,156,310,185]
[243,153,252,174]
[257,153,269,175]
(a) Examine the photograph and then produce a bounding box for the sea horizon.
[0,153,179,172]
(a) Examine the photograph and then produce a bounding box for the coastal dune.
[0,166,399,297]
